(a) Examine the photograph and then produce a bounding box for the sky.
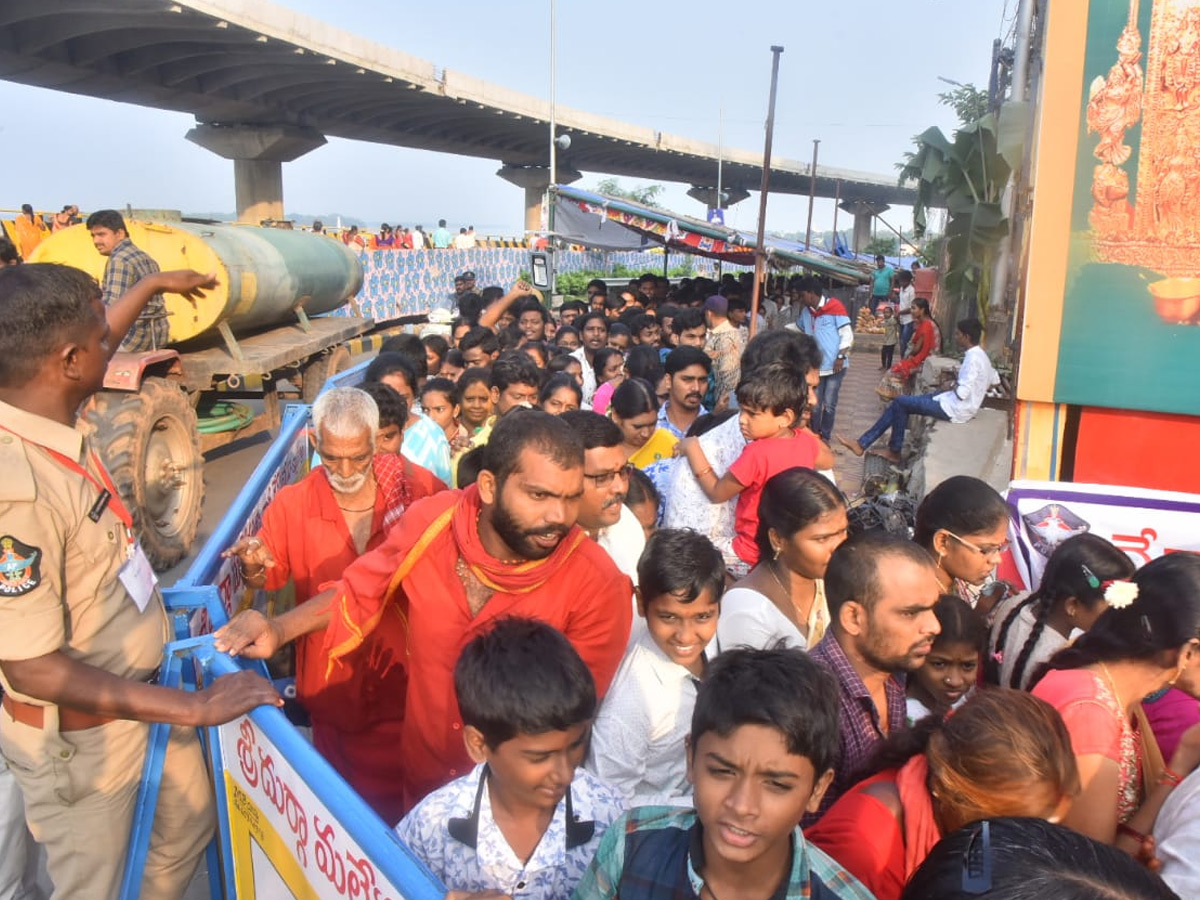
[0,0,1014,238]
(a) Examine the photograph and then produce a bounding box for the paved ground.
[828,345,892,498]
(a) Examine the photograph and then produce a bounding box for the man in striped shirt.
[87,209,168,352]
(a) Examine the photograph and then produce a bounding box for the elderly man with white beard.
[222,386,445,823]
[558,410,647,586]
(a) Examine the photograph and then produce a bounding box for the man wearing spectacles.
[560,410,646,587]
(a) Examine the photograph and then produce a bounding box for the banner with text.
[208,653,443,900]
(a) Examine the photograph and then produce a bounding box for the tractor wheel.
[300,345,352,404]
[85,377,205,572]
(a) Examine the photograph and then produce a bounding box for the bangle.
[1160,765,1185,788]
[239,561,265,580]
[1116,822,1150,845]
[694,466,713,479]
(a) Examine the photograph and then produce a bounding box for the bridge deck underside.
[0,0,916,206]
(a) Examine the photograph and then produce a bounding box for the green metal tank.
[30,221,363,343]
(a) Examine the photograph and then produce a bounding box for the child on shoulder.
[680,361,834,569]
[588,529,727,807]
[395,618,624,900]
[573,647,875,900]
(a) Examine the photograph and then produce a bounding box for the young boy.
[680,361,831,568]
[587,530,726,806]
[359,381,449,495]
[395,618,624,900]
[880,305,898,370]
[572,647,874,900]
[359,380,408,455]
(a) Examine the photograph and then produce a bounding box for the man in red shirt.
[222,386,445,823]
[216,409,632,816]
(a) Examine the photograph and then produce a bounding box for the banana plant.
[899,107,1024,322]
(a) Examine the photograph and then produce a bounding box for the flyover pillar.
[497,165,581,233]
[686,186,751,213]
[840,199,890,254]
[186,123,326,223]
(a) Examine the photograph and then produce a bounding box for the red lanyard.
[0,425,134,532]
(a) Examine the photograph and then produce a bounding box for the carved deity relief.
[1089,0,1200,321]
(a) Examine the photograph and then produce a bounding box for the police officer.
[0,263,282,900]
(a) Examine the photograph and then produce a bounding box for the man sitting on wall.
[838,318,997,464]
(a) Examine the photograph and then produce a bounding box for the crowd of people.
[1,258,1196,900]
[322,218,481,251]
[0,204,79,264]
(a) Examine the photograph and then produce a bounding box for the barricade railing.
[124,355,443,899]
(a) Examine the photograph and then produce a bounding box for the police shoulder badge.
[0,535,41,596]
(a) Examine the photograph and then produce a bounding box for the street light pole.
[549,0,557,191]
[805,139,820,251]
[750,45,784,340]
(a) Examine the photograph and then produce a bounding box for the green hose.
[196,401,256,434]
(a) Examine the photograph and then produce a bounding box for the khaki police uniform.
[0,399,214,900]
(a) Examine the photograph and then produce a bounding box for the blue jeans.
[813,368,846,441]
[858,392,950,453]
[899,321,914,358]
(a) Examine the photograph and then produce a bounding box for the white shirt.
[587,627,700,807]
[396,764,624,900]
[596,504,646,587]
[570,347,598,409]
[897,285,914,325]
[1157,767,1200,897]
[906,692,967,726]
[661,415,743,568]
[935,345,999,424]
[989,592,1076,690]
[716,583,828,654]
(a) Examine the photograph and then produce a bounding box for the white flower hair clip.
[1103,580,1139,609]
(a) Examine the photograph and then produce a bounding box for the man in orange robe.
[223,386,445,823]
[216,409,632,817]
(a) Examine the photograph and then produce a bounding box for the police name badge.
[118,544,158,613]
[0,535,41,596]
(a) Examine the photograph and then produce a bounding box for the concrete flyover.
[0,0,917,228]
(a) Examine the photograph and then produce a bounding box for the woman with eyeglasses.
[913,475,1013,615]
[1030,553,1200,865]
[807,689,1079,900]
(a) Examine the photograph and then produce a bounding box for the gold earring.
[773,545,782,559]
[1170,658,1188,686]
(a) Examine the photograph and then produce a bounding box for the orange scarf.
[325,484,587,670]
[896,755,942,880]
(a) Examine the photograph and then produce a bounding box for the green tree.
[897,81,1025,322]
[593,177,665,207]
[864,235,899,257]
[938,84,990,127]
